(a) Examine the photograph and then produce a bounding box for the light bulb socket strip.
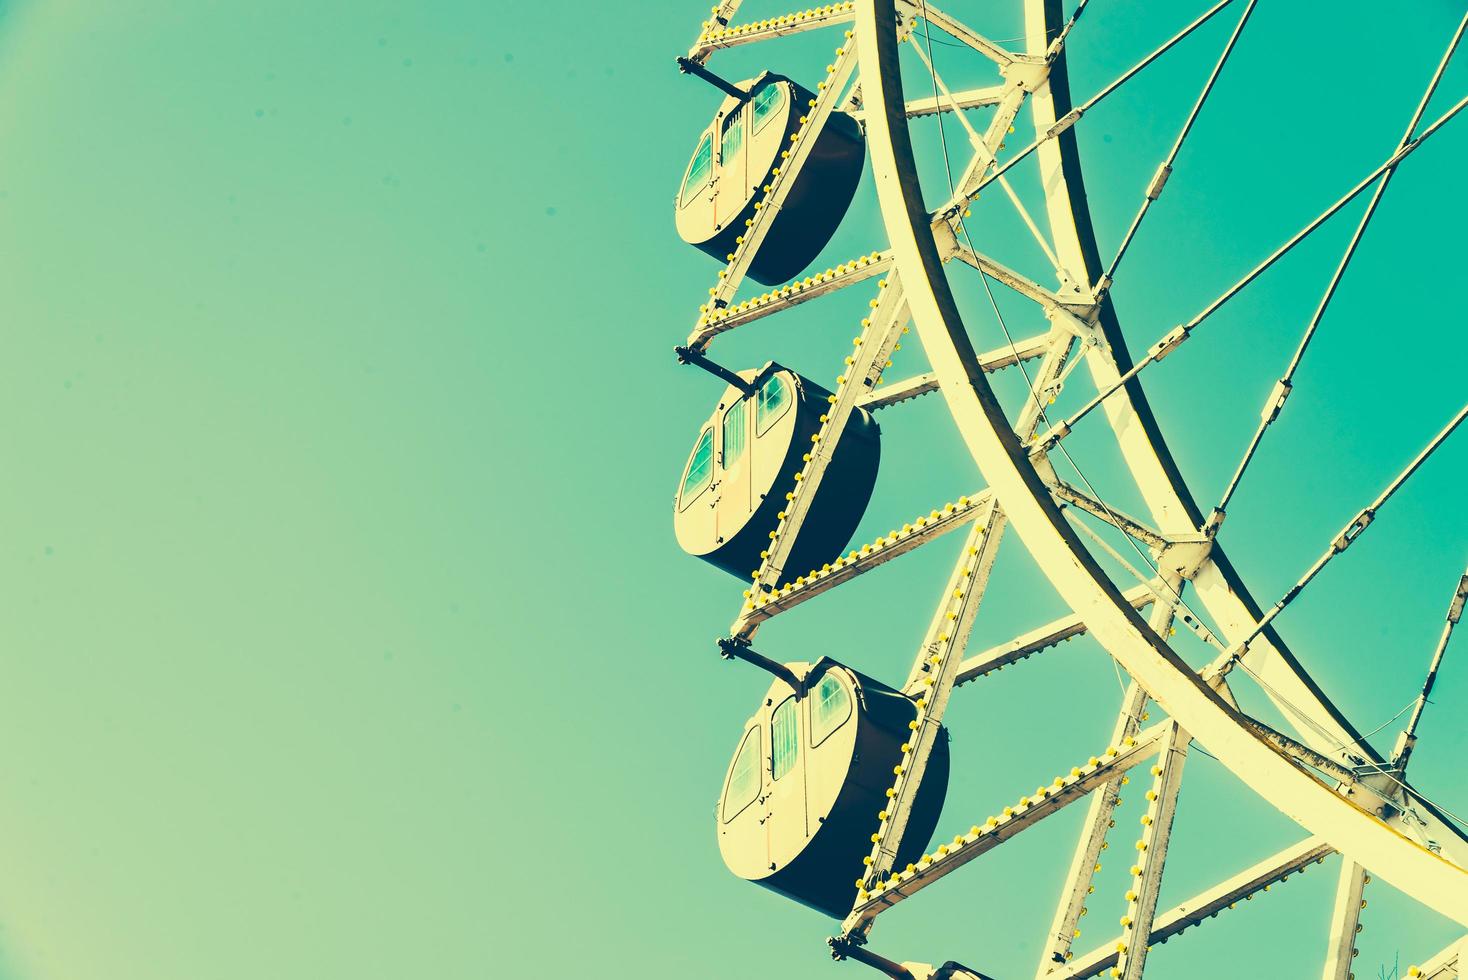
[841,723,1168,936]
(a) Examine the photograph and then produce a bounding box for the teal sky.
[0,2,1463,979]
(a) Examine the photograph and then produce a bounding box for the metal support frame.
[696,40,860,329]
[664,2,1468,975]
[1037,575,1184,975]
[957,582,1157,687]
[1409,937,1466,980]
[733,489,992,637]
[752,279,909,591]
[1115,721,1190,979]
[1056,838,1335,979]
[843,723,1169,934]
[858,331,1051,410]
[858,0,1468,922]
[689,252,892,350]
[1320,860,1367,980]
[689,3,858,63]
[854,501,1007,921]
[1395,566,1468,770]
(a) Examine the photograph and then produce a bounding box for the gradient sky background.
[0,2,1464,979]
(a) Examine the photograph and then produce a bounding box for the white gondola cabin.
[716,659,950,917]
[674,71,864,286]
[673,364,879,580]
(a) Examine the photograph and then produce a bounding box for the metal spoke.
[1031,91,1468,457]
[1394,565,1468,770]
[900,84,1006,118]
[939,0,1243,220]
[909,14,1067,280]
[1099,0,1258,292]
[1212,11,1468,518]
[916,4,1017,66]
[1206,401,1468,678]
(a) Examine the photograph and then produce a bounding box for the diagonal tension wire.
[938,0,1242,220]
[1396,563,1468,771]
[917,2,1210,641]
[1211,10,1468,518]
[1101,0,1258,290]
[1031,88,1468,457]
[1208,402,1468,677]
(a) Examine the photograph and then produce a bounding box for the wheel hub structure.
[665,1,1468,976]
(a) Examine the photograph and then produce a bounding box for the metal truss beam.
[858,332,1051,410]
[957,583,1156,688]
[912,4,1017,66]
[733,489,992,637]
[1056,838,1335,979]
[1048,480,1169,553]
[859,0,1468,922]
[945,239,1070,311]
[697,40,859,324]
[902,84,1006,118]
[688,252,892,350]
[752,278,908,591]
[842,722,1168,935]
[1115,722,1190,978]
[1409,936,1465,979]
[1036,578,1183,974]
[1321,860,1367,980]
[856,502,1007,922]
[688,3,856,63]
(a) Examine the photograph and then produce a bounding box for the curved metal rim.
[855,0,1468,925]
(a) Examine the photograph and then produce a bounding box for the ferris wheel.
[664,1,1468,977]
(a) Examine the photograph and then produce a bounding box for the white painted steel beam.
[733,490,992,637]
[1321,861,1367,980]
[857,332,1051,410]
[858,0,1468,924]
[1116,722,1190,979]
[688,253,891,350]
[859,502,1007,905]
[1409,936,1465,979]
[1037,577,1183,975]
[752,280,908,592]
[1058,838,1336,979]
[843,723,1168,934]
[956,582,1156,687]
[688,3,856,63]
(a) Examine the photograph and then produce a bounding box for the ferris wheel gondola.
[717,659,950,918]
[674,70,864,285]
[673,364,880,580]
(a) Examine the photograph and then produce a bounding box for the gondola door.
[715,395,751,547]
[764,693,810,874]
[716,103,748,234]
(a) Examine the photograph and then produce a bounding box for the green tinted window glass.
[752,83,785,135]
[680,133,713,206]
[722,727,761,822]
[722,398,747,468]
[720,109,743,163]
[771,697,798,781]
[756,375,791,434]
[810,673,851,746]
[680,428,714,505]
